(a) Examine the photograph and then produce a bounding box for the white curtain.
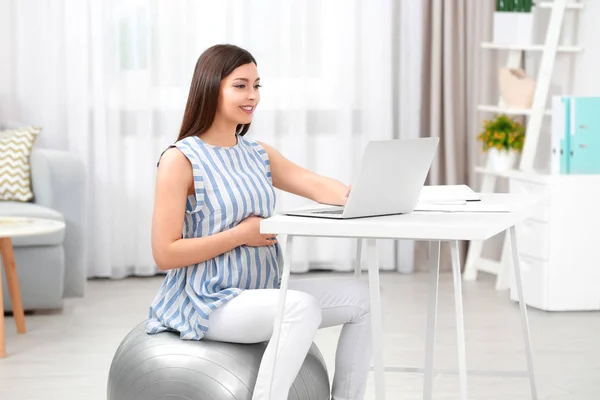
[416,0,496,271]
[0,0,424,278]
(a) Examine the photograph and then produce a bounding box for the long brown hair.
[177,44,257,141]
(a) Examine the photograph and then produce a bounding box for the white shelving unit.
[538,1,583,9]
[476,105,552,116]
[481,42,583,52]
[507,173,600,311]
[464,0,584,290]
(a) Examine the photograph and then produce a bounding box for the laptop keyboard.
[313,209,344,214]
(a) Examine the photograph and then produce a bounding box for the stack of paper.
[418,185,481,204]
[413,185,512,212]
[414,187,518,213]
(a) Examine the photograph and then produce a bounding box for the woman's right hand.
[235,216,278,247]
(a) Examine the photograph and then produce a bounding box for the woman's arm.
[151,148,276,271]
[258,141,350,206]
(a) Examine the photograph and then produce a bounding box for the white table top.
[0,217,66,238]
[261,193,541,241]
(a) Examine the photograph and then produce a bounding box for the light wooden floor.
[1,271,599,399]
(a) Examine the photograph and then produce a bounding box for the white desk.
[260,193,539,400]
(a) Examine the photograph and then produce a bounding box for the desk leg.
[0,240,5,358]
[495,231,512,291]
[450,241,468,400]
[423,241,440,400]
[508,226,538,400]
[0,238,26,334]
[267,235,295,400]
[355,238,363,278]
[366,238,385,400]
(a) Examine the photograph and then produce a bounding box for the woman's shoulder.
[241,136,279,160]
[173,136,197,151]
[157,136,203,169]
[169,136,212,162]
[157,146,191,170]
[239,135,269,154]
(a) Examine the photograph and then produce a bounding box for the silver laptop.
[284,137,439,219]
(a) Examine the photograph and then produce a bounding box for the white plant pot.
[493,12,534,47]
[488,148,518,172]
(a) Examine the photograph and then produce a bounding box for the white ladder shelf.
[464,0,584,289]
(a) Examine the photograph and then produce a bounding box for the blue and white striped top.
[146,134,281,340]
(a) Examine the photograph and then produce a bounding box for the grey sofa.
[1,123,86,311]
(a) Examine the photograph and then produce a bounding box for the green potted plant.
[497,0,533,12]
[477,114,525,171]
[494,0,534,46]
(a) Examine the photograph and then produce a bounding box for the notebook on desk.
[418,185,481,203]
[414,194,514,213]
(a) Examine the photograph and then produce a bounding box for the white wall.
[569,1,600,95]
[526,2,599,99]
[0,0,12,115]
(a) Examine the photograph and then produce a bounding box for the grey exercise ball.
[107,321,330,400]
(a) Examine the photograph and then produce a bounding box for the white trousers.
[204,277,372,400]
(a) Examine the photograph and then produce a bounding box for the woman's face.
[217,62,261,126]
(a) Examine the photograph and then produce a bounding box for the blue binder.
[570,97,600,174]
[551,96,571,174]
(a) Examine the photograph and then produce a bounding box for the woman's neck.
[199,118,238,147]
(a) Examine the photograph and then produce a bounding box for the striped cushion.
[0,126,41,202]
